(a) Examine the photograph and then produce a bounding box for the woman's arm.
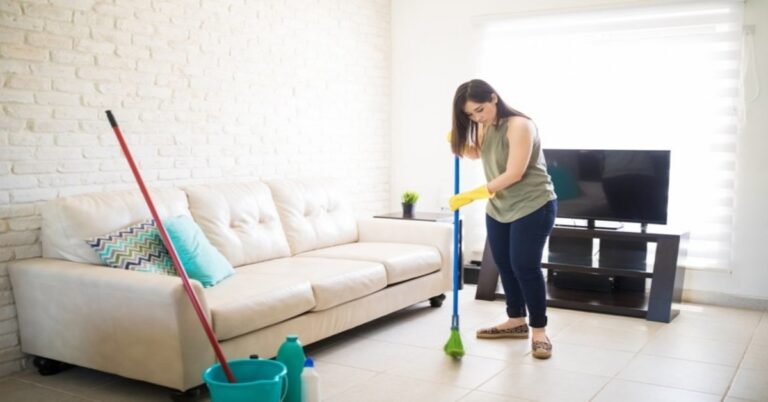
[486,117,534,193]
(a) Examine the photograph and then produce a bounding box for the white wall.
[391,0,768,302]
[723,0,768,300]
[0,0,390,376]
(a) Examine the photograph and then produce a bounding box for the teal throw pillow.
[164,215,235,287]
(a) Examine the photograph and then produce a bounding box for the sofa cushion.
[165,215,234,287]
[184,182,291,267]
[42,188,190,264]
[241,257,387,312]
[86,219,176,276]
[266,179,358,254]
[300,242,442,284]
[203,270,316,341]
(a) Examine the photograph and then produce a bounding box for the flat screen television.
[543,149,670,226]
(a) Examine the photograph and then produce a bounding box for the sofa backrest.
[183,181,291,267]
[41,188,191,264]
[267,179,358,254]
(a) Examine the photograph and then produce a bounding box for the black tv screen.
[543,149,670,225]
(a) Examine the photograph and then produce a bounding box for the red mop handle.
[105,111,236,383]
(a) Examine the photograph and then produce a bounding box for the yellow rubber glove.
[449,185,493,211]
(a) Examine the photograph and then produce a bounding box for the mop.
[105,111,237,383]
[444,154,465,358]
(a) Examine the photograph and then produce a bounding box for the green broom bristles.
[444,327,465,358]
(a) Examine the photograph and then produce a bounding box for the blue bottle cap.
[287,335,298,341]
[304,357,314,368]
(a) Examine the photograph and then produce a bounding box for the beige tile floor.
[1,285,767,402]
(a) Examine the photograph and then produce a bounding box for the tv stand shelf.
[546,283,649,317]
[542,259,654,278]
[475,225,688,322]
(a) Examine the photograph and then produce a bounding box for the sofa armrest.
[9,258,214,391]
[357,218,454,290]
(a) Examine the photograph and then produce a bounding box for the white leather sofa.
[8,179,452,391]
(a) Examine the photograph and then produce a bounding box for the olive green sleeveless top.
[480,118,557,223]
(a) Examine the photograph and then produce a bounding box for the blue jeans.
[485,200,556,328]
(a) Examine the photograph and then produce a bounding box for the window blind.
[474,0,745,271]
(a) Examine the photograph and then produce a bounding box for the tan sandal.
[476,323,529,339]
[532,336,552,359]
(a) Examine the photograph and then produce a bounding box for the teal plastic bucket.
[203,359,287,402]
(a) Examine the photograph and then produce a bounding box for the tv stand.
[555,219,624,231]
[474,225,688,322]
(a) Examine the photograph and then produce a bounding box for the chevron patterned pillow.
[86,220,177,276]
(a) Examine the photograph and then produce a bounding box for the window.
[473,1,747,271]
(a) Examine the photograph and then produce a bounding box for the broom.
[105,111,237,383]
[444,154,465,358]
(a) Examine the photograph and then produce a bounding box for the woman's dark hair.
[451,79,529,156]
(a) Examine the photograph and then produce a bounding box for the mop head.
[443,327,465,359]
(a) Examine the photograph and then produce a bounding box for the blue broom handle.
[452,155,460,322]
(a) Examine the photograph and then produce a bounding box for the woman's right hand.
[449,185,494,210]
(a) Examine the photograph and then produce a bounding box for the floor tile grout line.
[636,350,746,368]
[643,330,756,346]
[605,377,729,398]
[662,315,764,340]
[587,374,614,402]
[460,386,539,402]
[625,350,745,369]
[18,369,132,391]
[461,359,513,395]
[605,340,642,385]
[309,358,387,374]
[320,370,388,401]
[309,355,382,370]
[549,338,646,354]
[349,334,516,363]
[720,314,761,401]
[8,376,102,401]
[589,341,650,402]
[376,370,476,391]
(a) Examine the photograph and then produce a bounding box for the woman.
[448,79,557,359]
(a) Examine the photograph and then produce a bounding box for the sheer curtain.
[470,0,745,271]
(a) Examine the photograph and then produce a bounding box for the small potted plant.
[401,191,419,217]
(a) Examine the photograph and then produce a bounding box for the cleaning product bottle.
[276,334,305,402]
[301,357,320,402]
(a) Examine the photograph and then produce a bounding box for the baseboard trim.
[682,289,768,311]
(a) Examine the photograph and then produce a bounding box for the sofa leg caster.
[429,294,446,307]
[32,357,70,376]
[170,384,206,401]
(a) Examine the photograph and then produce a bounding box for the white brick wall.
[0,0,391,376]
